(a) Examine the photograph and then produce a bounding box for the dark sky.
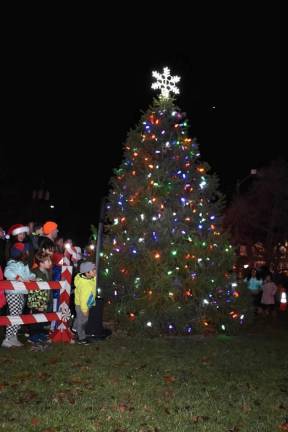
[1,30,286,243]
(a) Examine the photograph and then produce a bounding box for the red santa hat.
[7,224,29,236]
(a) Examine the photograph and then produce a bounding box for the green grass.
[0,319,288,432]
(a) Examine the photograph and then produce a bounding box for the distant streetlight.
[236,169,257,194]
[50,204,55,209]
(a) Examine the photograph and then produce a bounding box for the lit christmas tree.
[102,67,251,335]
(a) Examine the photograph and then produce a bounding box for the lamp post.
[95,198,105,298]
[236,169,257,194]
[85,198,106,341]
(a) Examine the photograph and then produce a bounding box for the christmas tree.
[102,67,251,335]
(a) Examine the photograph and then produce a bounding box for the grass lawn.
[0,318,287,432]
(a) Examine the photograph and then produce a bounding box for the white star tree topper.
[151,67,181,99]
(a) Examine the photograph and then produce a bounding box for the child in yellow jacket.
[74,261,96,344]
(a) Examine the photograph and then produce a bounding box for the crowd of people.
[0,221,98,347]
[244,267,286,316]
[1,221,286,348]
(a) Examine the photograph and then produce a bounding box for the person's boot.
[1,337,14,348]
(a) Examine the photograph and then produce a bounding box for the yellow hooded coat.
[74,273,96,314]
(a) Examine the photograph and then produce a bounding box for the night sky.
[1,32,286,244]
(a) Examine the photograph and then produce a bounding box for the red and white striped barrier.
[0,266,74,343]
[0,312,63,326]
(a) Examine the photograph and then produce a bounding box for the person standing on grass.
[73,261,96,344]
[245,268,263,314]
[261,274,277,317]
[2,243,36,348]
[0,226,6,271]
[37,221,60,327]
[38,221,58,255]
[27,222,43,253]
[27,252,52,343]
[5,224,32,264]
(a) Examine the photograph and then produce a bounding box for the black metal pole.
[95,198,105,298]
[86,198,106,338]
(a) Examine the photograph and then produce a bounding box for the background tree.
[224,158,288,264]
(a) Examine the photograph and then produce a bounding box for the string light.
[199,180,207,189]
[197,166,205,173]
